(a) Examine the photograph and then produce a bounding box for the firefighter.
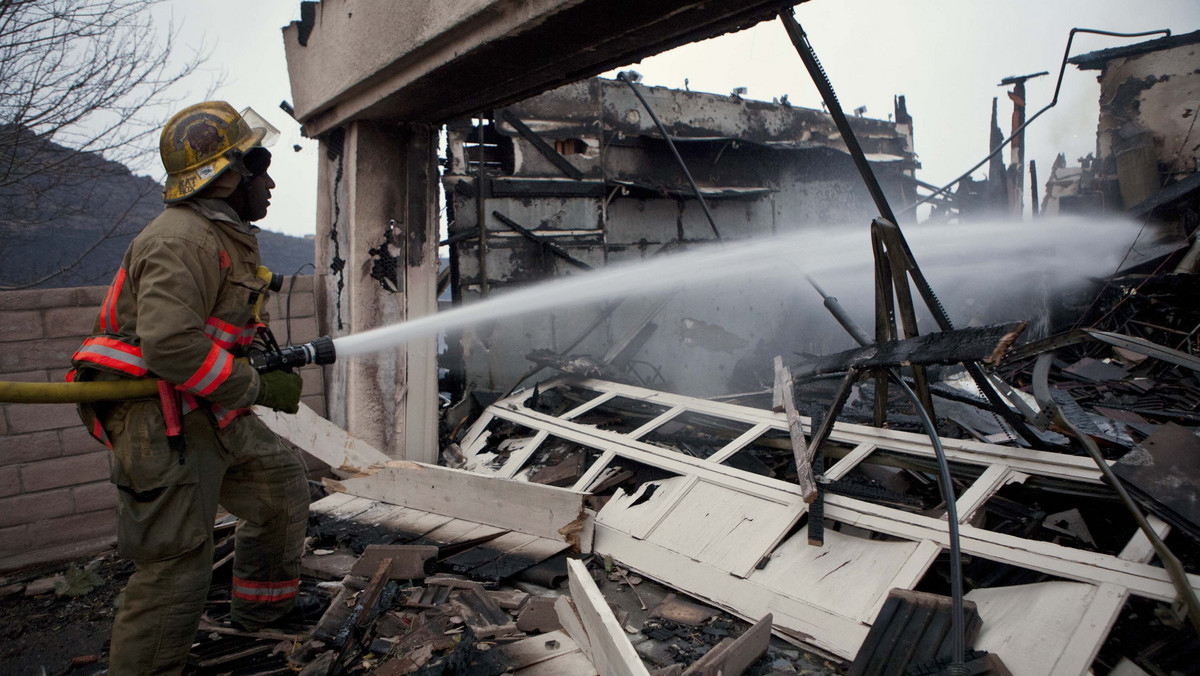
[67,101,310,675]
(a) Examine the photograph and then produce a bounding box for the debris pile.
[185,533,812,676]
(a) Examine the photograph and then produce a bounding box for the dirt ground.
[0,550,130,676]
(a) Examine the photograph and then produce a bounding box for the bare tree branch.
[0,0,213,288]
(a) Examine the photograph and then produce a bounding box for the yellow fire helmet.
[159,101,279,203]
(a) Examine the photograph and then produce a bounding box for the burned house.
[4,2,1200,674]
[442,77,918,397]
[1043,29,1200,226]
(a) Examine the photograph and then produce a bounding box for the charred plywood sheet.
[1113,423,1200,541]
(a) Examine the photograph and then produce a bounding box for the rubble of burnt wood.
[186,530,822,676]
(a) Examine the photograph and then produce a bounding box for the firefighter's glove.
[256,370,303,414]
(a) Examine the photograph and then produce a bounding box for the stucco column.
[313,121,439,462]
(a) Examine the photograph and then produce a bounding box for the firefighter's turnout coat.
[69,198,309,676]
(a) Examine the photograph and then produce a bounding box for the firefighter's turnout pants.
[105,400,309,676]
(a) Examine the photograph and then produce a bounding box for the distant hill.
[0,126,314,289]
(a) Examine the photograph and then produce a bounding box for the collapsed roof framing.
[458,378,1195,667]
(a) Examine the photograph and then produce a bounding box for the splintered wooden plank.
[714,612,773,676]
[257,402,391,472]
[644,480,804,579]
[775,357,817,503]
[566,558,651,676]
[340,460,588,543]
[595,476,697,540]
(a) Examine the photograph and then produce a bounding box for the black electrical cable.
[902,27,1170,214]
[804,277,969,669]
[889,370,967,671]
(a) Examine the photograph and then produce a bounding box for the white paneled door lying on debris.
[459,378,1195,671]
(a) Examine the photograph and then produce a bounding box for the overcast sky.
[155,1,1200,238]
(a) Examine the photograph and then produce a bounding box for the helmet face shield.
[240,107,279,148]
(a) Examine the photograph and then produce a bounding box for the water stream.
[333,216,1153,358]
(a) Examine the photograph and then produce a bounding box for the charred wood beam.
[491,210,594,271]
[804,370,862,545]
[792,322,1027,383]
[497,109,584,181]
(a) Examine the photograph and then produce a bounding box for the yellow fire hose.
[0,379,159,404]
[0,269,337,405]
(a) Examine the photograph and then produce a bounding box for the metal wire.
[902,27,1171,214]
[616,71,722,240]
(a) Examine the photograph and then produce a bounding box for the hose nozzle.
[250,335,336,373]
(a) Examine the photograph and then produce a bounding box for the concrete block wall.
[0,276,326,572]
